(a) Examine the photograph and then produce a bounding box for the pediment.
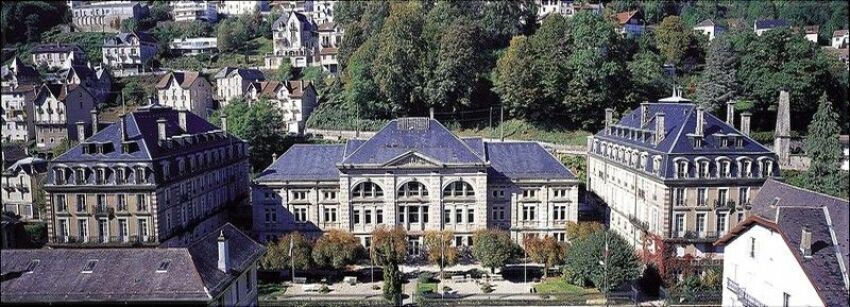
[382,152,442,168]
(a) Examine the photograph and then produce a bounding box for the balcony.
[726,278,767,307]
[93,205,113,216]
[627,214,650,232]
[670,231,722,242]
[51,235,158,246]
[712,200,737,210]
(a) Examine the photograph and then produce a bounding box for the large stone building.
[213,67,265,107]
[252,117,579,253]
[31,84,97,151]
[1,58,40,143]
[156,71,214,119]
[1,157,48,222]
[30,44,87,71]
[69,0,147,33]
[245,80,317,134]
[586,91,780,276]
[1,223,265,306]
[267,12,317,69]
[102,31,159,76]
[217,0,268,16]
[715,179,849,307]
[43,103,250,247]
[170,0,218,23]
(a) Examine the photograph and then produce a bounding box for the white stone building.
[1,84,37,143]
[715,180,849,307]
[245,80,317,134]
[832,30,849,49]
[31,84,97,151]
[213,67,265,107]
[535,0,602,18]
[156,71,214,119]
[169,37,219,56]
[30,44,87,71]
[266,12,316,69]
[693,19,726,41]
[170,0,218,22]
[217,0,267,16]
[1,157,48,221]
[317,22,341,74]
[102,31,159,76]
[69,0,147,33]
[252,118,579,251]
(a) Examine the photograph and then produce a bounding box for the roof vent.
[156,259,171,273]
[25,259,40,273]
[397,118,429,131]
[800,226,812,258]
[81,259,98,273]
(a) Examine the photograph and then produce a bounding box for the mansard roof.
[341,118,486,166]
[52,104,243,163]
[486,142,575,181]
[255,144,345,182]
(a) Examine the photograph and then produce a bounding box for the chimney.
[429,107,434,119]
[90,109,99,134]
[696,106,705,136]
[76,121,86,141]
[655,112,665,144]
[605,108,614,134]
[120,114,128,142]
[740,112,751,136]
[640,102,649,128]
[220,116,228,133]
[271,152,278,161]
[217,231,231,272]
[726,100,736,126]
[157,118,167,141]
[178,110,188,132]
[800,226,812,257]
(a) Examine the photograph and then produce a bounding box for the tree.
[122,79,149,105]
[371,226,407,304]
[273,60,293,82]
[422,20,486,110]
[523,235,565,277]
[530,14,571,119]
[695,36,737,112]
[423,230,459,269]
[655,16,690,66]
[494,36,540,121]
[804,94,846,197]
[312,229,361,269]
[372,1,425,115]
[626,49,668,105]
[1,1,68,44]
[472,229,515,273]
[563,231,640,292]
[259,232,313,271]
[565,222,605,243]
[481,0,536,43]
[209,98,294,170]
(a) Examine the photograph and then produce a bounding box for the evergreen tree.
[494,36,540,121]
[695,36,737,112]
[655,16,689,66]
[804,94,844,196]
[372,2,426,115]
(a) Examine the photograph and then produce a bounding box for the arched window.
[653,156,662,175]
[443,181,474,197]
[758,157,774,178]
[398,181,428,198]
[674,158,689,179]
[715,157,732,178]
[738,158,753,178]
[695,158,710,178]
[352,182,383,198]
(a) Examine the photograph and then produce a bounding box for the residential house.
[217,0,268,16]
[156,71,214,119]
[70,0,147,33]
[43,103,249,247]
[693,19,726,41]
[253,117,579,250]
[245,80,317,134]
[832,30,849,49]
[586,90,780,277]
[170,0,218,22]
[792,25,820,43]
[615,10,644,36]
[754,19,788,36]
[31,84,97,151]
[1,158,48,221]
[1,57,40,88]
[52,63,113,104]
[317,22,342,74]
[715,179,849,307]
[822,46,849,70]
[30,44,86,71]
[307,0,335,24]
[2,58,40,142]
[1,223,265,306]
[213,67,265,107]
[841,135,849,171]
[170,37,219,56]
[102,31,159,76]
[266,11,317,69]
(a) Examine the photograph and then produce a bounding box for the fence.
[260,294,390,307]
[419,291,634,306]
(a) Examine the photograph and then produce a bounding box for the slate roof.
[257,118,576,182]
[754,19,788,30]
[33,83,91,103]
[156,71,202,89]
[835,30,849,37]
[318,22,337,32]
[31,43,83,54]
[52,103,243,163]
[749,179,849,276]
[1,57,40,85]
[255,144,345,182]
[103,31,157,47]
[2,157,47,176]
[0,223,265,304]
[591,97,777,179]
[1,143,28,167]
[273,11,312,30]
[213,67,265,82]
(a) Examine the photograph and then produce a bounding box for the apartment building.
[267,11,317,69]
[1,223,265,306]
[217,0,267,16]
[30,44,87,70]
[43,103,250,247]
[170,37,219,56]
[245,80,317,134]
[31,84,97,151]
[52,64,113,104]
[317,21,341,74]
[1,84,37,143]
[1,157,48,221]
[253,117,579,253]
[102,31,159,76]
[586,91,779,276]
[69,0,147,33]
[213,67,265,106]
[715,179,849,307]
[156,71,214,119]
[170,0,218,22]
[1,57,40,88]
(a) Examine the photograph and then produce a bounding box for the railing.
[52,235,158,245]
[727,278,767,307]
[627,214,650,232]
[713,200,737,209]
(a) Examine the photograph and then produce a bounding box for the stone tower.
[774,90,791,165]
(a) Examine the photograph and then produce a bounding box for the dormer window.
[735,136,744,148]
[675,160,688,179]
[697,161,710,178]
[741,160,752,177]
[95,168,106,185]
[115,168,126,184]
[75,168,86,184]
[720,136,729,148]
[760,159,773,177]
[719,160,731,178]
[693,136,703,149]
[135,167,146,184]
[55,169,66,185]
[653,156,662,176]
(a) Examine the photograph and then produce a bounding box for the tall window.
[365,209,372,224]
[376,209,383,224]
[264,208,277,224]
[674,214,685,236]
[75,168,86,184]
[398,181,428,198]
[675,161,688,178]
[294,207,307,222]
[717,213,728,235]
[455,208,463,223]
[56,194,67,212]
[135,167,146,183]
[697,188,707,206]
[719,160,730,178]
[95,168,106,185]
[696,213,706,236]
[697,161,709,178]
[352,182,383,198]
[553,205,568,221]
[522,205,536,221]
[467,209,474,223]
[674,188,686,206]
[718,189,729,205]
[353,209,361,224]
[76,194,86,212]
[443,181,474,197]
[324,208,337,223]
[444,209,451,223]
[741,160,752,177]
[492,206,506,221]
[136,194,148,211]
[138,219,149,241]
[738,187,750,205]
[77,219,88,242]
[118,219,128,242]
[117,194,127,211]
[760,159,772,177]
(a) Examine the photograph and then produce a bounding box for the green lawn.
[534,278,597,295]
[258,282,288,298]
[417,282,438,295]
[452,120,591,146]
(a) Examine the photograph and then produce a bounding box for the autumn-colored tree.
[566,221,605,242]
[370,225,407,304]
[424,230,459,270]
[259,232,313,271]
[524,235,566,277]
[312,229,362,269]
